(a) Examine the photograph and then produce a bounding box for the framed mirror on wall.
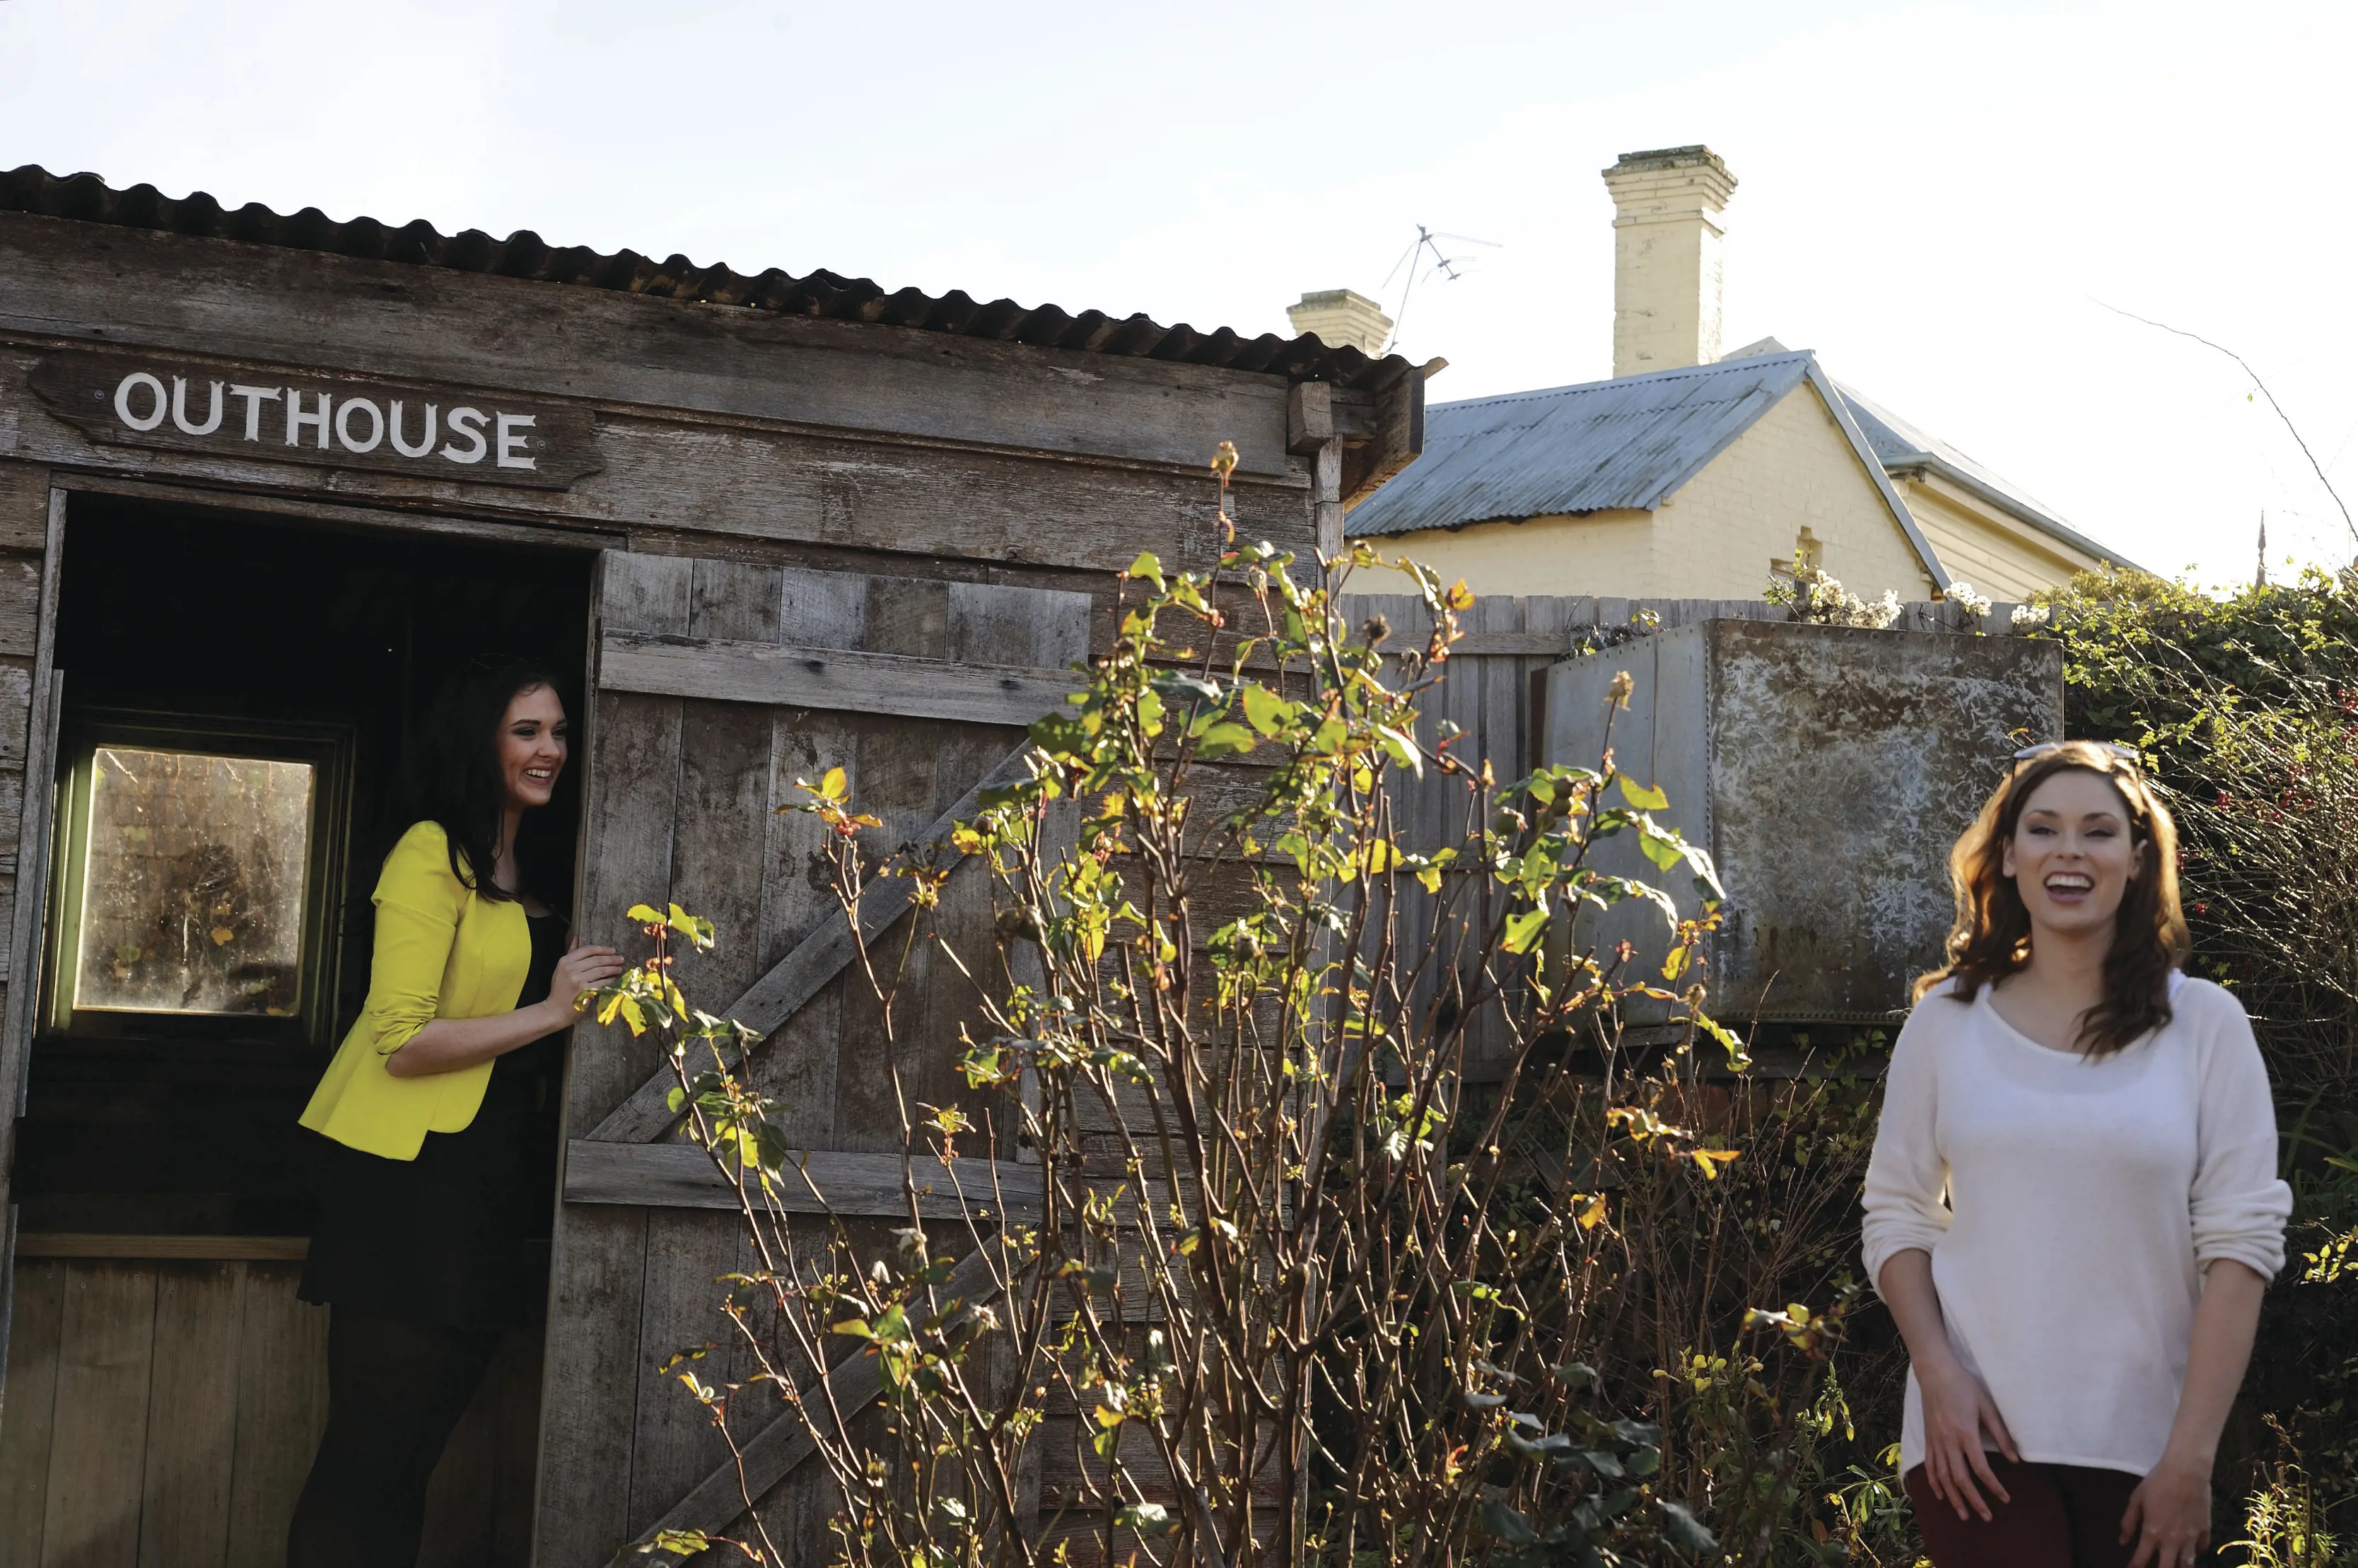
[42,709,355,1048]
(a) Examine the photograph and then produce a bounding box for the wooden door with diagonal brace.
[533,549,1089,1568]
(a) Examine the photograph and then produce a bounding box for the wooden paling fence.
[1336,592,2034,1079]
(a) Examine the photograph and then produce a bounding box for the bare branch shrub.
[593,452,1918,1568]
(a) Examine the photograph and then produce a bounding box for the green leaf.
[1374,724,1423,778]
[1193,722,1258,758]
[1479,1500,1538,1546]
[1694,1012,1751,1071]
[1639,826,1683,871]
[1241,682,1291,735]
[1657,1499,1718,1557]
[665,903,717,949]
[1125,551,1165,590]
[626,903,663,925]
[1504,906,1551,954]
[1617,775,1669,810]
[1115,1503,1178,1537]
[642,1528,716,1558]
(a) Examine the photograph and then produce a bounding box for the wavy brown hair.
[1913,741,2190,1055]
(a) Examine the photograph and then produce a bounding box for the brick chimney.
[1286,288,1394,357]
[1601,146,1737,378]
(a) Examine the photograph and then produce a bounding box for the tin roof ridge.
[0,164,1412,391]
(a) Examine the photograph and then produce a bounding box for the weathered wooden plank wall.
[0,1255,537,1567]
[1336,592,2033,1076]
[538,554,1107,1568]
[0,197,1379,1568]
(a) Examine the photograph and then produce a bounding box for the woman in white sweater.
[1862,740,2290,1568]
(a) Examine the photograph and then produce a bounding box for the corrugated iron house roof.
[0,164,1410,392]
[1346,349,1947,585]
[1348,352,1815,535]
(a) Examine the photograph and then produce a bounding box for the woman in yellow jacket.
[287,658,622,1568]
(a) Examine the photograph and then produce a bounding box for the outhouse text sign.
[30,349,602,489]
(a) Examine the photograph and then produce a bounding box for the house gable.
[1379,375,1939,602]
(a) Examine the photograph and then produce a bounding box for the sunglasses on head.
[2009,740,2142,776]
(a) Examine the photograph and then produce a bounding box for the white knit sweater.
[1861,973,2292,1476]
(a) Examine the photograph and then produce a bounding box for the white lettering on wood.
[387,400,437,458]
[114,372,168,432]
[496,412,538,470]
[49,358,586,486]
[286,389,332,449]
[442,406,488,464]
[335,397,385,453]
[170,376,225,436]
[230,385,281,440]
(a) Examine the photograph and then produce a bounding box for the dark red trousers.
[1905,1456,2143,1568]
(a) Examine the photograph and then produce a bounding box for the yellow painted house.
[1321,147,2132,602]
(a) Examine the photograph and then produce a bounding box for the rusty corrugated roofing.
[0,165,1410,391]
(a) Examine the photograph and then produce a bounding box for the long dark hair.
[401,656,574,909]
[1913,741,2189,1055]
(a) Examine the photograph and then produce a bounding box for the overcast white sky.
[3,0,2352,587]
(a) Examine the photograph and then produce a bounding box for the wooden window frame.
[41,708,356,1048]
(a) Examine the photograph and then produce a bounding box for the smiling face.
[2001,766,2143,941]
[496,682,568,814]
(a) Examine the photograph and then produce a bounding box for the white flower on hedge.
[1946,581,1993,619]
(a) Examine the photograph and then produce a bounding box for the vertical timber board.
[537,550,689,1567]
[223,1263,329,1568]
[553,553,1092,1564]
[0,474,62,1412]
[1469,596,1527,1074]
[42,1263,159,1568]
[624,1211,751,1540]
[619,560,791,1542]
[138,1263,242,1568]
[746,566,876,1147]
[0,1261,62,1562]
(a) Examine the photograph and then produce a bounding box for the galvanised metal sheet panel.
[1547,619,2062,1022]
[1348,353,1814,538]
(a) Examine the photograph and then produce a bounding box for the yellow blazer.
[299,821,533,1161]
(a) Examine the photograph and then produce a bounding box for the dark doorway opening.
[4,493,594,1566]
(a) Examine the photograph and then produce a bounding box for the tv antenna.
[1380,225,1499,356]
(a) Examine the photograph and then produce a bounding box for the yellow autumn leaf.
[1691,1149,1741,1180]
[1444,578,1476,612]
[1577,1193,1606,1230]
[209,925,235,946]
[819,766,848,800]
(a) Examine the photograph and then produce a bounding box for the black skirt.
[299,912,568,1333]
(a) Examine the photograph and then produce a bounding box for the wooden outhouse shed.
[0,166,1424,1567]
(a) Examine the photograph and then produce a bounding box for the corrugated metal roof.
[0,165,1410,392]
[1346,352,1816,537]
[1833,383,2137,571]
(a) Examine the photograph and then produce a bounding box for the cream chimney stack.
[1286,289,1394,357]
[1601,146,1737,378]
